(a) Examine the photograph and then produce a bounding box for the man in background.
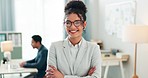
[20,35,48,78]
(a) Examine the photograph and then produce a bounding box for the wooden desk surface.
[102,53,129,61]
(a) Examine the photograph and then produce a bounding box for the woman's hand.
[88,66,96,76]
[45,65,64,78]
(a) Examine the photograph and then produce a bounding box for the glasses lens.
[74,20,83,27]
[65,21,71,27]
[64,20,83,27]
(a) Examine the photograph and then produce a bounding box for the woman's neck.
[68,37,82,46]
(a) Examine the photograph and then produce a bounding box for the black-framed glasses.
[64,20,84,28]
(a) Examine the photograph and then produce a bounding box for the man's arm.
[19,59,36,67]
[26,58,36,63]
[23,49,48,69]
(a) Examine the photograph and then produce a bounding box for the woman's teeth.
[70,30,78,32]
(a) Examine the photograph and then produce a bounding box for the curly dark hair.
[64,0,87,21]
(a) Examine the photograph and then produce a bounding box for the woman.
[46,1,101,78]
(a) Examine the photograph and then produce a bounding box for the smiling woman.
[46,1,102,78]
[14,0,64,60]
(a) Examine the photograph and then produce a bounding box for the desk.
[102,53,129,78]
[0,59,37,78]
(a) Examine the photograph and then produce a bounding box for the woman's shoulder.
[86,41,100,48]
[51,40,64,45]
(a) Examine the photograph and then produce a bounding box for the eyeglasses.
[64,20,84,28]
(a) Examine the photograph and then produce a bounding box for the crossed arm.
[45,44,102,78]
[45,65,96,78]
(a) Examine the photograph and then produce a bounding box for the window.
[14,0,64,60]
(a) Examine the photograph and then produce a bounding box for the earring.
[83,27,86,30]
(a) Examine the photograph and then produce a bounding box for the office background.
[0,0,148,78]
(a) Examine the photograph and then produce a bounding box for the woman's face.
[64,13,86,39]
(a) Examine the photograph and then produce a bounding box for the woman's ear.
[83,21,87,30]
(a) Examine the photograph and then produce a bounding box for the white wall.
[90,0,148,78]
[14,0,64,60]
[86,0,99,40]
[135,0,148,78]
